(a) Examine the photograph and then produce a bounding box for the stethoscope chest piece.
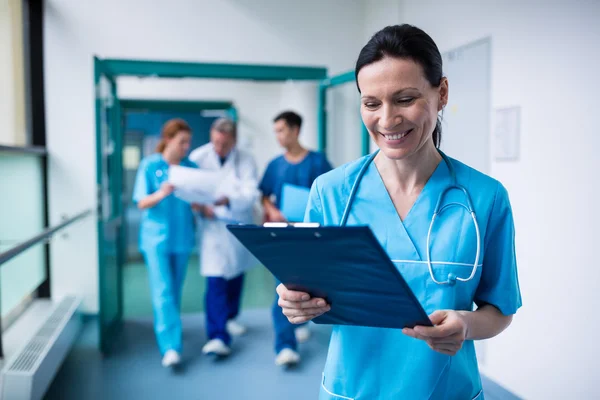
[446,273,457,286]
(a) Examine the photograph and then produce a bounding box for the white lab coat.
[188,144,260,279]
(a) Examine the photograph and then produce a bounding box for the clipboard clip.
[263,222,321,228]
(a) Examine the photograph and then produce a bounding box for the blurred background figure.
[189,118,260,357]
[259,110,332,367]
[132,118,197,368]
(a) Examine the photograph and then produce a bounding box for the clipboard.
[226,224,432,329]
[279,184,310,222]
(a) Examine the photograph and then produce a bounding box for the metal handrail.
[0,209,93,266]
[0,145,47,156]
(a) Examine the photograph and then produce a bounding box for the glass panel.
[0,152,45,318]
[326,83,362,168]
[0,0,28,146]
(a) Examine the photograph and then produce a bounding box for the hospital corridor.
[1,0,599,399]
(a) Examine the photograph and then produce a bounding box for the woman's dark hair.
[156,118,191,153]
[355,24,444,148]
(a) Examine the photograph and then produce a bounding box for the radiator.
[1,296,82,400]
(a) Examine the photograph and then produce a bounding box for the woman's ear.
[438,77,449,112]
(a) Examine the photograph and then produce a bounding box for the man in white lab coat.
[189,118,259,357]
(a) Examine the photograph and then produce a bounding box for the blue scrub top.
[259,151,332,208]
[306,154,522,400]
[132,153,197,255]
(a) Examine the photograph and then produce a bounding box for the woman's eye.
[364,103,379,109]
[397,97,415,104]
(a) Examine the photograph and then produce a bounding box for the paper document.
[173,188,216,205]
[169,165,256,206]
[280,183,310,222]
[169,165,222,205]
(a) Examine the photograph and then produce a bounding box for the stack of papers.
[168,165,222,205]
[168,165,257,207]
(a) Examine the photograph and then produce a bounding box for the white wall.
[326,83,363,167]
[363,0,401,41]
[44,0,365,312]
[393,1,600,399]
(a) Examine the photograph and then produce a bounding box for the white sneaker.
[202,339,231,357]
[275,348,301,367]
[226,319,248,336]
[295,326,311,343]
[161,350,181,368]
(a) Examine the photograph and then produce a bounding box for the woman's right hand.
[136,182,175,209]
[159,182,175,198]
[276,283,331,324]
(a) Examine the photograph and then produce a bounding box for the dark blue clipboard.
[227,224,432,329]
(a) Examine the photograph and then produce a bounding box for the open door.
[95,57,124,354]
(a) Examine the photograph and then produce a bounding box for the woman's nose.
[379,105,402,130]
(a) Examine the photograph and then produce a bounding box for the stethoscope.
[340,149,481,286]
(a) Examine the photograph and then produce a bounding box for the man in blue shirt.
[259,110,332,367]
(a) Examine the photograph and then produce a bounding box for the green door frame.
[317,70,370,156]
[120,99,234,114]
[94,57,124,354]
[120,99,238,125]
[94,57,329,354]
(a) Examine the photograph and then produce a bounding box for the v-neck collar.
[371,159,446,222]
[366,157,449,261]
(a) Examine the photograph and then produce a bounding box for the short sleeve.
[303,179,324,225]
[475,182,522,315]
[259,161,275,197]
[132,159,150,204]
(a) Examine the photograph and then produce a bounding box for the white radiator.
[1,296,82,400]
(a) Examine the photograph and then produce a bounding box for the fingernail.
[302,295,310,301]
[317,300,326,307]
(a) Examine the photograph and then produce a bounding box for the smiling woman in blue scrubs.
[277,25,522,399]
[133,118,197,369]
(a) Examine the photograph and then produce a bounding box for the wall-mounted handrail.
[0,145,47,156]
[0,209,93,267]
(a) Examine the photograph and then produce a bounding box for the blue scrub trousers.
[272,280,306,354]
[143,251,189,355]
[205,274,245,346]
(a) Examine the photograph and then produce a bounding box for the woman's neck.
[162,150,181,165]
[375,142,442,194]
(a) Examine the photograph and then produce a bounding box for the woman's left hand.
[402,310,469,356]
